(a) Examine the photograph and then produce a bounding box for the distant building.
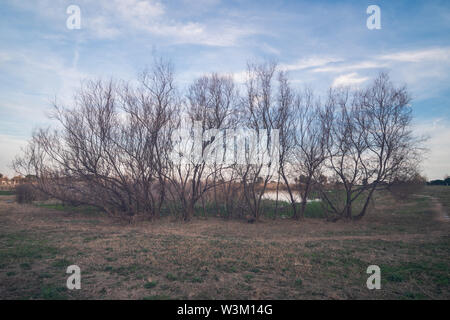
[10,176,24,185]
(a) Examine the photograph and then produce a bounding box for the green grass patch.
[166,273,177,281]
[244,274,254,282]
[39,286,68,300]
[20,262,32,270]
[144,281,158,289]
[294,278,303,287]
[0,232,59,262]
[52,259,72,268]
[36,203,99,215]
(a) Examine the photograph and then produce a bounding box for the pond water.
[262,191,321,203]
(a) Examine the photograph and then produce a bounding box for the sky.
[0,0,449,179]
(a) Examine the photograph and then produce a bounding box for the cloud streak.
[332,72,369,87]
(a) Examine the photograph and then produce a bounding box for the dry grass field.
[0,186,448,300]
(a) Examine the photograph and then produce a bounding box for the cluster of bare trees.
[13,59,422,222]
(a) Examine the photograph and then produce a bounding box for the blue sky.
[0,0,449,178]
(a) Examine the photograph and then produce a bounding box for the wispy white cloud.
[379,47,450,62]
[377,47,450,100]
[258,43,281,56]
[114,0,165,20]
[231,70,250,84]
[140,22,254,47]
[6,0,259,46]
[280,57,342,72]
[92,0,258,46]
[332,72,369,87]
[0,47,89,119]
[88,16,121,39]
[313,61,386,73]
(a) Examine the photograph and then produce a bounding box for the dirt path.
[430,197,449,222]
[416,194,449,223]
[431,197,450,222]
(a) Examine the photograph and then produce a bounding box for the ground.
[0,186,448,300]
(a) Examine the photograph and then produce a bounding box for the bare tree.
[119,59,178,218]
[352,72,421,219]
[237,62,280,221]
[318,73,422,220]
[14,60,177,221]
[13,57,422,224]
[280,88,327,219]
[163,73,238,221]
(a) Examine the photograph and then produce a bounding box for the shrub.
[390,173,427,200]
[15,184,37,204]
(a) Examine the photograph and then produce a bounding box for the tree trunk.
[299,176,312,219]
[299,198,308,219]
[353,183,377,220]
[345,189,352,219]
[274,175,280,219]
[184,199,195,221]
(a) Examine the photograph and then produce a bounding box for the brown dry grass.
[0,187,448,300]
